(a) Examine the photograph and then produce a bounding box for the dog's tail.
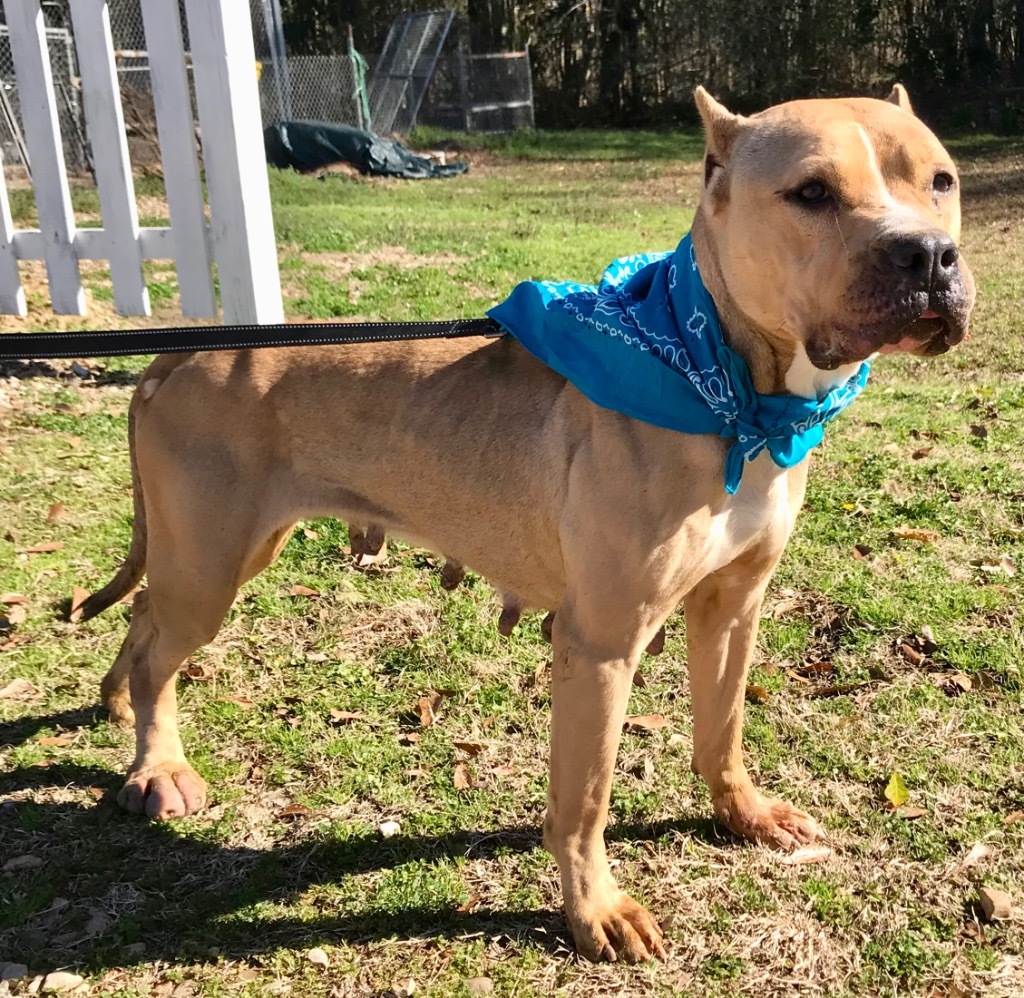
[76,392,147,621]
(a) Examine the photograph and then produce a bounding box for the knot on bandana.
[487,233,870,494]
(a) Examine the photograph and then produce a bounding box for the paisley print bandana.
[487,233,870,494]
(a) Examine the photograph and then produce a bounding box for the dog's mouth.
[807,293,970,370]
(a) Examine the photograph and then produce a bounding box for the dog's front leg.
[684,557,825,849]
[543,605,667,963]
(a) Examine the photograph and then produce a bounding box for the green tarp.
[264,120,468,179]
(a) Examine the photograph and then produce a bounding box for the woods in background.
[278,0,1024,130]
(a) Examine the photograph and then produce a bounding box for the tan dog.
[80,86,973,963]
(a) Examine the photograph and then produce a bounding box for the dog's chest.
[701,454,797,575]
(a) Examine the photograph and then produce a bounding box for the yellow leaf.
[885,771,910,809]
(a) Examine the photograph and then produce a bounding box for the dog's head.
[693,85,975,370]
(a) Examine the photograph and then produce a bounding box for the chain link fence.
[0,2,535,180]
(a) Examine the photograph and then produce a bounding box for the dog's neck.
[691,214,860,400]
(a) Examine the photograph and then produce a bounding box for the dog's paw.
[118,762,207,820]
[714,789,825,851]
[567,890,667,963]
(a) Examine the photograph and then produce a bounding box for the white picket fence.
[0,0,282,324]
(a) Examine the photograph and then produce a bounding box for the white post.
[0,149,27,316]
[141,0,217,318]
[69,0,150,317]
[6,0,85,315]
[183,0,283,324]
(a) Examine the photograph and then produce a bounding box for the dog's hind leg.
[543,600,667,963]
[684,553,825,850]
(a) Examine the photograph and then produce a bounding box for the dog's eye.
[794,181,830,205]
[932,172,955,194]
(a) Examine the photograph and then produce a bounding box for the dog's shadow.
[0,744,723,976]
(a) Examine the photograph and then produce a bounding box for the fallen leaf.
[305,947,329,969]
[979,555,1016,576]
[745,684,769,704]
[456,895,482,913]
[290,584,319,597]
[885,771,910,809]
[970,423,988,439]
[911,447,933,460]
[0,678,39,701]
[623,714,668,733]
[899,642,925,666]
[17,541,64,554]
[180,663,213,682]
[378,820,401,838]
[217,696,255,710]
[453,741,486,757]
[398,731,422,745]
[1003,810,1024,826]
[87,787,105,800]
[391,979,416,998]
[37,735,74,747]
[852,543,873,560]
[0,593,26,605]
[962,842,993,867]
[46,502,66,523]
[3,854,43,872]
[891,526,940,544]
[898,806,928,819]
[302,528,320,540]
[932,671,972,695]
[277,803,314,820]
[69,586,90,623]
[804,682,866,698]
[41,971,84,992]
[328,709,364,724]
[798,662,834,676]
[978,886,1012,921]
[453,763,474,790]
[781,844,832,865]
[491,764,514,778]
[418,692,445,728]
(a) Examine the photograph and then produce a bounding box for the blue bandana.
[487,233,870,494]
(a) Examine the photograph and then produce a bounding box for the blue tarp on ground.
[264,120,469,179]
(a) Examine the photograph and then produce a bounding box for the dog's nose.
[881,233,959,289]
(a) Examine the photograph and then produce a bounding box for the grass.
[1,128,1023,997]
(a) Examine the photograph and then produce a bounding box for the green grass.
[0,131,1022,997]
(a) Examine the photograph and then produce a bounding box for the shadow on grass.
[0,759,722,974]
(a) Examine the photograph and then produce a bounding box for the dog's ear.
[885,83,914,113]
[694,86,743,189]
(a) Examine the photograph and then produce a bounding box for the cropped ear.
[694,86,743,188]
[885,83,914,113]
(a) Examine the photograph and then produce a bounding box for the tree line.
[281,0,1024,130]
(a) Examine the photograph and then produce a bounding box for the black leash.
[0,316,504,362]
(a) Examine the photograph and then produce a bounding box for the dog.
[79,85,974,963]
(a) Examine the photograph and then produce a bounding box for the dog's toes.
[714,789,825,849]
[569,891,667,964]
[103,693,135,729]
[117,763,207,820]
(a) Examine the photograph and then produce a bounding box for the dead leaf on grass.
[328,709,364,725]
[16,541,64,554]
[418,692,445,727]
[398,731,421,745]
[623,714,668,733]
[978,554,1016,576]
[745,684,769,704]
[911,447,933,460]
[453,741,486,756]
[781,844,832,865]
[970,423,989,439]
[457,895,482,913]
[931,671,973,696]
[0,678,40,701]
[453,763,475,790]
[302,528,320,540]
[1003,810,1024,826]
[305,947,329,968]
[978,886,1012,921]
[46,502,66,523]
[0,593,26,605]
[3,604,25,625]
[891,526,940,544]
[290,584,319,597]
[962,842,993,867]
[491,764,514,778]
[804,682,867,698]
[898,806,928,819]
[277,803,315,820]
[69,585,90,623]
[217,696,255,710]
[180,663,213,682]
[37,734,75,747]
[899,642,926,666]
[852,544,873,560]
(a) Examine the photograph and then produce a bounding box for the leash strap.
[0,316,504,361]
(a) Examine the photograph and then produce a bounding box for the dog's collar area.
[488,232,871,494]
